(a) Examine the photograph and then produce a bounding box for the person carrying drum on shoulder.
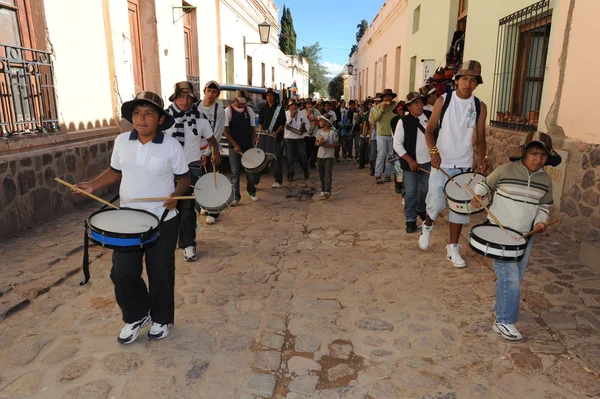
[223,90,259,204]
[419,83,438,112]
[393,92,431,234]
[197,80,225,225]
[471,132,558,341]
[74,92,191,343]
[284,99,310,181]
[258,87,286,188]
[419,60,488,268]
[372,89,398,184]
[164,81,221,262]
[303,98,321,170]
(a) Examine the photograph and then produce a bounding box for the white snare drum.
[241,148,267,173]
[257,130,277,161]
[469,224,528,261]
[194,173,234,214]
[443,172,490,215]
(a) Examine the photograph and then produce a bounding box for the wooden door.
[128,0,144,93]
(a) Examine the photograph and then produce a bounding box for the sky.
[275,0,383,78]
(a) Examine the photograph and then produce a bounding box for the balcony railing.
[0,44,60,136]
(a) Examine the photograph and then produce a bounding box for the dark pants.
[177,165,200,249]
[229,148,257,199]
[110,215,179,325]
[353,130,361,159]
[403,163,430,222]
[285,138,309,178]
[272,139,285,184]
[341,135,353,158]
[305,136,317,168]
[317,157,334,193]
[359,139,369,168]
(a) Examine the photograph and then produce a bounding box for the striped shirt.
[474,161,553,233]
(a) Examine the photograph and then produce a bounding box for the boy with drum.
[164,81,221,263]
[471,132,558,341]
[315,115,339,199]
[74,91,191,343]
[419,61,488,268]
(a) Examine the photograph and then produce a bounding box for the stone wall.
[486,126,600,243]
[0,136,117,240]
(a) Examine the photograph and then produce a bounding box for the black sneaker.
[385,177,392,183]
[406,222,418,234]
[418,212,427,223]
[288,176,295,182]
[118,314,151,344]
[304,171,310,179]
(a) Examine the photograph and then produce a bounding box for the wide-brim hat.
[403,91,424,111]
[121,91,175,131]
[168,81,198,102]
[381,89,397,99]
[234,89,248,104]
[508,131,562,167]
[373,93,383,102]
[393,101,406,115]
[287,98,297,107]
[262,87,277,100]
[419,84,437,96]
[455,60,483,85]
[317,115,333,126]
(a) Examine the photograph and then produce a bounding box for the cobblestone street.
[0,162,599,398]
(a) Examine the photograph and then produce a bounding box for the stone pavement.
[0,161,599,399]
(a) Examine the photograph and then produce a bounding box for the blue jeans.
[375,135,393,178]
[228,148,257,200]
[494,237,534,324]
[369,139,377,162]
[403,163,430,222]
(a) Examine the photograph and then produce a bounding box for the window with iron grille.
[490,0,551,132]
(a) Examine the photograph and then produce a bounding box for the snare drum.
[194,172,234,214]
[257,130,277,161]
[86,208,160,250]
[469,223,528,261]
[443,172,490,215]
[241,148,268,173]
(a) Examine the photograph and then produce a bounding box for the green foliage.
[349,19,369,58]
[278,6,297,55]
[328,74,344,100]
[299,42,328,97]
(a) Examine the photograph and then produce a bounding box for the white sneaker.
[272,182,281,188]
[183,246,196,262]
[493,322,523,341]
[248,192,258,202]
[205,215,216,224]
[200,208,207,215]
[231,199,240,206]
[147,322,169,340]
[320,192,325,197]
[118,314,150,344]
[419,224,433,250]
[446,244,466,268]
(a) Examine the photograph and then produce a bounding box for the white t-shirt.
[326,110,337,122]
[164,118,213,164]
[393,113,431,165]
[437,91,477,169]
[197,100,225,156]
[224,105,256,127]
[111,131,189,221]
[316,129,339,159]
[303,108,321,136]
[284,111,309,140]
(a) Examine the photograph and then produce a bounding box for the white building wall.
[155,0,187,103]
[107,0,136,106]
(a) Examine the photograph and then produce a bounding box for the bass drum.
[257,130,277,161]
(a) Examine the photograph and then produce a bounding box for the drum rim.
[241,149,267,171]
[194,183,235,213]
[447,199,487,215]
[443,171,485,202]
[469,223,528,249]
[86,207,160,239]
[88,230,160,251]
[468,241,525,261]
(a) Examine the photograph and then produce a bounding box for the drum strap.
[268,105,282,132]
[80,194,120,286]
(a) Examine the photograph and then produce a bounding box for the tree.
[278,6,297,55]
[298,42,328,97]
[328,74,344,100]
[349,19,369,57]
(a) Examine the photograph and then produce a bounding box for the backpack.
[435,92,481,141]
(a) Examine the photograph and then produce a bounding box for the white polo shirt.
[111,130,189,221]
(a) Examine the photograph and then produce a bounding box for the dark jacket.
[399,110,431,171]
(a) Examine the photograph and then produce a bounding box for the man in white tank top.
[418,61,488,268]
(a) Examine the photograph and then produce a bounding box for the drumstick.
[55,178,119,210]
[129,196,197,202]
[466,155,489,186]
[463,183,509,235]
[211,154,217,189]
[521,220,559,238]
[419,168,431,175]
[435,167,462,188]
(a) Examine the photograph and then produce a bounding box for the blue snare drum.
[86,208,160,250]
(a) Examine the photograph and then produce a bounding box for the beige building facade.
[350,0,599,245]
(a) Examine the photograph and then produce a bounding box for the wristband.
[429,146,439,155]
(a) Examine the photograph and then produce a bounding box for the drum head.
[195,173,233,208]
[444,172,485,201]
[89,209,158,234]
[471,224,526,246]
[241,148,266,169]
